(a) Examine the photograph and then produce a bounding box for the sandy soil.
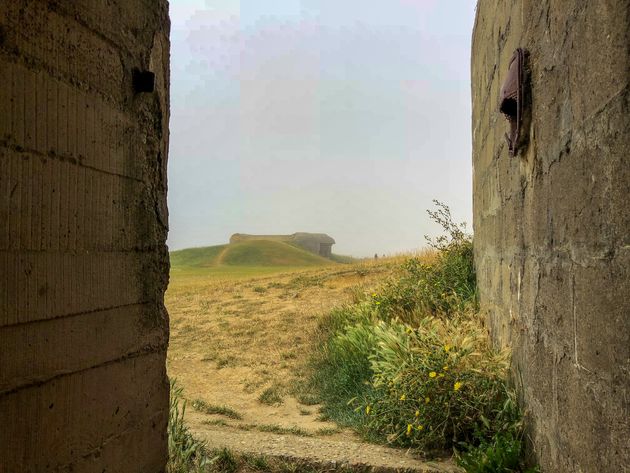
[166,262,457,472]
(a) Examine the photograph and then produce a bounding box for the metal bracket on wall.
[133,69,155,93]
[499,48,526,156]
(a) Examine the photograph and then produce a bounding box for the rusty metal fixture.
[499,48,526,156]
[133,69,155,93]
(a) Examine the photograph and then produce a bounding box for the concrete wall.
[292,233,336,257]
[471,1,629,471]
[0,1,170,471]
[319,243,333,258]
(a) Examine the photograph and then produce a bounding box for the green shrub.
[373,201,476,324]
[373,247,476,325]
[456,431,539,473]
[360,315,511,454]
[306,201,535,471]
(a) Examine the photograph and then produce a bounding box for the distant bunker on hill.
[230,233,335,258]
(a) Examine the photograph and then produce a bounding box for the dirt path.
[186,419,455,472]
[214,245,231,266]
[166,263,457,472]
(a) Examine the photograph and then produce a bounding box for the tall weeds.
[306,202,534,471]
[168,380,209,473]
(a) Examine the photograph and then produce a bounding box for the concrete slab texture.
[0,1,171,471]
[472,1,630,471]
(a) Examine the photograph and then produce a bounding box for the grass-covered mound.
[170,244,228,268]
[303,202,537,472]
[220,240,332,267]
[170,240,334,269]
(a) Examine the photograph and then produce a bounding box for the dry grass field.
[165,256,454,470]
[167,260,392,432]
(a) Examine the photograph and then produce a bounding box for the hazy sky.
[168,0,477,256]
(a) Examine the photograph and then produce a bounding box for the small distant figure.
[374,253,379,260]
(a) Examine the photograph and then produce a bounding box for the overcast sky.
[167,0,477,256]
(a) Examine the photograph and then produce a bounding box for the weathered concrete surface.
[0,1,170,471]
[471,1,630,471]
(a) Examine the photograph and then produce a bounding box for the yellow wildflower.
[429,371,437,378]
[399,394,406,401]
[415,410,420,417]
[417,425,424,431]
[375,301,381,305]
[372,293,377,297]
[406,424,413,435]
[365,405,371,415]
[443,365,449,371]
[444,344,451,352]
[425,397,430,403]
[454,381,463,391]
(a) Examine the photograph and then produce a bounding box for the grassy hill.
[169,244,228,268]
[170,240,334,269]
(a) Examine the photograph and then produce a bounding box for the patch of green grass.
[169,244,228,268]
[207,448,238,473]
[167,381,209,473]
[253,285,267,293]
[301,305,376,430]
[316,427,341,436]
[202,419,229,427]
[235,423,312,437]
[316,413,331,422]
[169,240,336,270]
[256,424,313,437]
[220,240,334,267]
[243,453,271,471]
[299,408,312,416]
[456,431,540,473]
[191,399,243,420]
[258,385,284,406]
[294,391,320,406]
[204,448,366,473]
[235,423,253,431]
